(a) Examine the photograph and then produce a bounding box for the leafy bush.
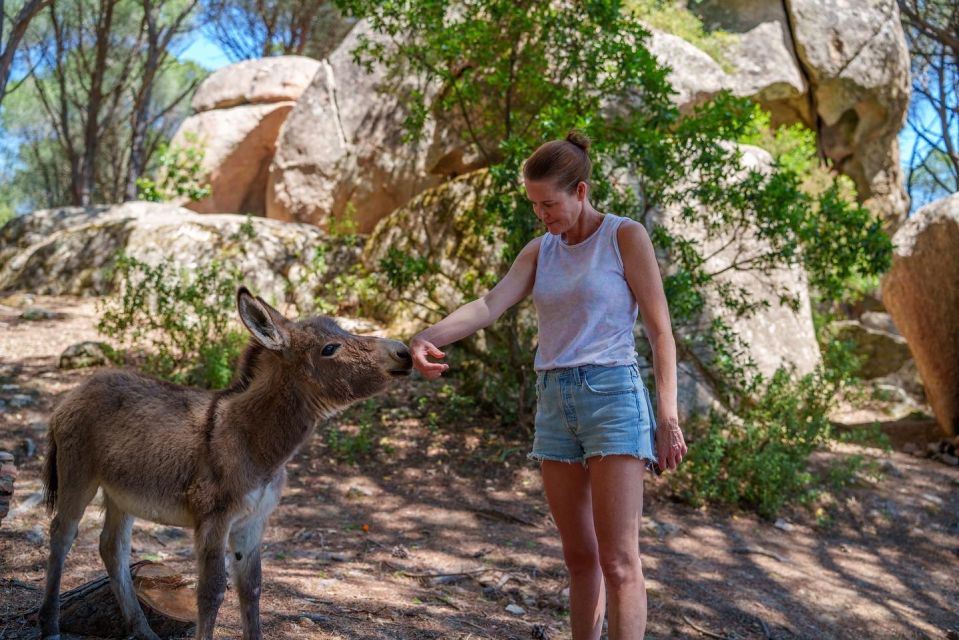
[135,132,212,203]
[668,339,868,519]
[97,255,246,389]
[324,399,385,464]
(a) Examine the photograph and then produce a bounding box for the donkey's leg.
[194,518,230,640]
[100,495,161,640]
[229,519,266,640]
[37,482,98,640]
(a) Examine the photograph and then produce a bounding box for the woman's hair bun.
[565,130,591,152]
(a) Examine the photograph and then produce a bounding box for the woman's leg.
[588,455,647,640]
[541,460,605,640]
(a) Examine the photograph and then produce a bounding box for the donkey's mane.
[223,341,267,397]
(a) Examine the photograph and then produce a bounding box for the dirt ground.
[0,296,957,640]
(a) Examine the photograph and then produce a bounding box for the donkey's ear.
[237,287,290,351]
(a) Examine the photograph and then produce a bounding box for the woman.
[410,131,687,639]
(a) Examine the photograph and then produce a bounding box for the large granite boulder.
[665,0,910,228]
[169,56,320,216]
[648,144,822,394]
[0,202,359,312]
[882,193,959,435]
[191,56,321,112]
[266,21,481,233]
[172,103,294,216]
[643,30,730,114]
[644,1,806,116]
[362,170,500,334]
[785,0,911,228]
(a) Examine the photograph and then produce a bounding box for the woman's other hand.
[656,417,687,472]
[410,336,449,379]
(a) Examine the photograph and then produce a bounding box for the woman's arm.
[617,220,688,471]
[411,236,542,379]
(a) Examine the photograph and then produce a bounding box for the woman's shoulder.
[614,217,654,260]
[514,235,544,268]
[612,215,647,238]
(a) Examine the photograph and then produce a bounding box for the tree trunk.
[0,0,51,106]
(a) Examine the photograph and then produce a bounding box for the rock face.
[648,144,822,417]
[826,315,910,379]
[362,170,500,333]
[882,193,959,435]
[683,0,910,228]
[59,341,115,370]
[170,56,320,216]
[0,451,15,528]
[645,2,806,116]
[172,103,294,216]
[785,0,911,228]
[175,3,906,231]
[267,21,481,233]
[0,202,359,312]
[644,30,730,114]
[191,56,321,112]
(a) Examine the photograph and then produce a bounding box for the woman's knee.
[598,550,643,589]
[563,545,601,576]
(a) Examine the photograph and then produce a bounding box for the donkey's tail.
[42,429,58,514]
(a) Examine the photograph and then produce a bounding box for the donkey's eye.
[321,343,341,357]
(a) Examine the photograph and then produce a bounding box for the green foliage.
[324,399,384,464]
[97,254,246,389]
[136,133,212,202]
[327,201,361,243]
[341,0,892,427]
[0,2,206,211]
[418,383,477,432]
[669,339,863,519]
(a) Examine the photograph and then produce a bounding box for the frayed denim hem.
[583,451,658,470]
[527,452,587,466]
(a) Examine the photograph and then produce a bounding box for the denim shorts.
[528,363,659,470]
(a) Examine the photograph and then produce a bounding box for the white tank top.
[532,213,639,371]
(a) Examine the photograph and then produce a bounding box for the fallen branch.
[399,566,490,579]
[469,506,538,527]
[682,613,731,639]
[732,545,787,563]
[0,561,195,637]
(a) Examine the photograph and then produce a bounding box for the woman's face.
[524,178,586,235]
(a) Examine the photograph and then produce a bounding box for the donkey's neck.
[219,352,318,479]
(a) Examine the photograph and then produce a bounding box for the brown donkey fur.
[38,287,412,640]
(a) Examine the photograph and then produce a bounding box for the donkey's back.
[45,369,211,526]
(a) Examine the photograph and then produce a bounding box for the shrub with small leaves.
[668,339,867,519]
[324,399,382,464]
[135,132,212,203]
[97,255,246,389]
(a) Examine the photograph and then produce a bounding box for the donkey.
[38,287,412,640]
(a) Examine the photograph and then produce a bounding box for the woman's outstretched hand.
[410,336,449,380]
[655,417,688,473]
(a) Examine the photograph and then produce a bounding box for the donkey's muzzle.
[386,341,413,376]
